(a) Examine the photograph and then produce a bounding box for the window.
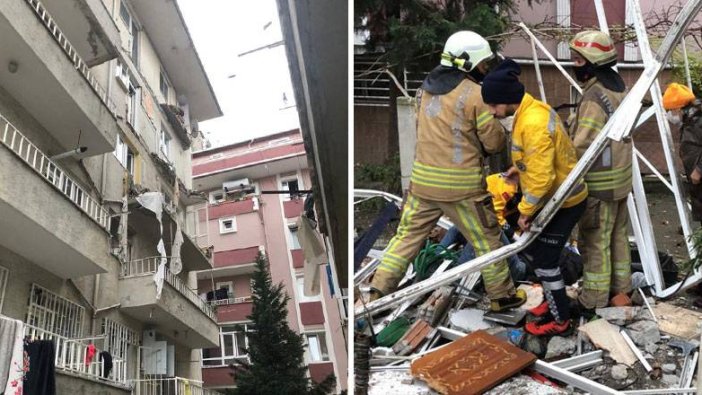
[119,2,130,26]
[281,177,300,201]
[305,333,329,362]
[219,217,237,234]
[202,324,253,366]
[160,128,171,159]
[209,191,225,204]
[0,265,7,313]
[114,135,136,176]
[160,70,169,100]
[119,2,139,65]
[288,223,301,249]
[27,284,84,338]
[216,281,234,299]
[101,318,139,360]
[296,275,320,302]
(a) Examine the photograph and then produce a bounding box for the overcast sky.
[178,0,300,148]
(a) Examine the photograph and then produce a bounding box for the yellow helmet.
[663,83,696,110]
[569,30,617,66]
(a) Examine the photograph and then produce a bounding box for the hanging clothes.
[183,378,192,395]
[24,340,56,395]
[84,343,96,365]
[297,216,327,297]
[99,351,113,379]
[0,316,25,395]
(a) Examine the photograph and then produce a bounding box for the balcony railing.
[25,325,128,386]
[0,114,111,229]
[132,377,223,395]
[121,257,216,320]
[23,0,117,116]
[207,296,252,306]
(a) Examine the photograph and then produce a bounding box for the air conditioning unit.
[223,178,252,193]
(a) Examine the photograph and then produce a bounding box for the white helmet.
[440,31,494,72]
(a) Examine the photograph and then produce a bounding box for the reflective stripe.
[511,144,523,152]
[476,111,493,128]
[585,164,632,181]
[584,272,610,281]
[411,162,483,189]
[547,109,557,136]
[585,164,632,192]
[542,279,565,291]
[586,174,632,192]
[413,161,483,175]
[535,268,562,278]
[524,192,542,205]
[579,117,604,131]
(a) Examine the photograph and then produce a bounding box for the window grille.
[26,284,84,338]
[101,318,140,360]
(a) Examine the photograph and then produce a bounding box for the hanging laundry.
[183,378,192,395]
[85,343,96,365]
[0,316,25,395]
[297,216,327,297]
[99,351,113,379]
[24,340,56,395]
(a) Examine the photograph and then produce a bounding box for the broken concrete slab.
[596,306,652,326]
[653,302,702,340]
[661,363,676,373]
[611,364,628,380]
[517,284,544,311]
[579,319,638,366]
[662,373,678,386]
[625,320,661,347]
[449,308,492,332]
[545,336,577,360]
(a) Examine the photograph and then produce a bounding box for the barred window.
[26,284,84,338]
[101,318,139,360]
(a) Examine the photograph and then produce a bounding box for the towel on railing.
[25,340,56,395]
[0,316,25,394]
[84,343,96,365]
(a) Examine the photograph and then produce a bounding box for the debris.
[483,309,527,326]
[610,293,633,307]
[545,336,577,360]
[663,374,678,386]
[484,374,567,394]
[524,334,546,358]
[653,302,702,340]
[368,370,433,395]
[449,308,492,332]
[611,364,628,380]
[625,320,661,347]
[595,306,649,326]
[393,320,434,356]
[579,319,637,366]
[517,284,544,311]
[661,363,676,373]
[631,272,648,290]
[620,330,652,372]
[644,342,658,355]
[417,286,454,326]
[410,330,536,395]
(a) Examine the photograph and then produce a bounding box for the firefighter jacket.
[411,77,506,202]
[679,101,702,221]
[511,93,588,217]
[486,173,518,226]
[569,78,631,201]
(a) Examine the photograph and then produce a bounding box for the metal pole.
[682,35,693,90]
[529,36,547,102]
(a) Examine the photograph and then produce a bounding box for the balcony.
[208,297,253,323]
[119,257,219,348]
[132,377,223,395]
[0,113,112,278]
[0,0,119,157]
[25,325,129,387]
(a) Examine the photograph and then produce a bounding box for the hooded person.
[663,82,702,223]
[482,59,588,336]
[368,31,526,313]
[568,30,634,312]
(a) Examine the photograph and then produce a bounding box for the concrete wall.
[57,374,130,395]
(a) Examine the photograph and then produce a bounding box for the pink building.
[190,129,347,392]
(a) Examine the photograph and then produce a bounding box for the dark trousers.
[522,199,586,321]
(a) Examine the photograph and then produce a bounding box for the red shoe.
[525,318,572,336]
[529,301,550,317]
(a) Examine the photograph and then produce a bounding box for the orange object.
[662,83,695,110]
[411,330,536,394]
[610,293,632,307]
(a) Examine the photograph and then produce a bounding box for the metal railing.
[132,377,223,395]
[0,114,111,229]
[207,296,251,306]
[25,325,128,386]
[24,0,118,116]
[121,257,216,320]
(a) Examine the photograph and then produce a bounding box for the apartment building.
[0,0,223,393]
[191,130,348,392]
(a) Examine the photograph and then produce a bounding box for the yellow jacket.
[486,173,518,226]
[411,78,506,202]
[512,93,588,216]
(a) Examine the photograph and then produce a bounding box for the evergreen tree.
[229,252,336,395]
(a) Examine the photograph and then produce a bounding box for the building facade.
[0,0,222,393]
[191,130,348,392]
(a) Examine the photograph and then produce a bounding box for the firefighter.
[662,83,702,224]
[567,31,633,311]
[369,31,526,313]
[481,59,588,336]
